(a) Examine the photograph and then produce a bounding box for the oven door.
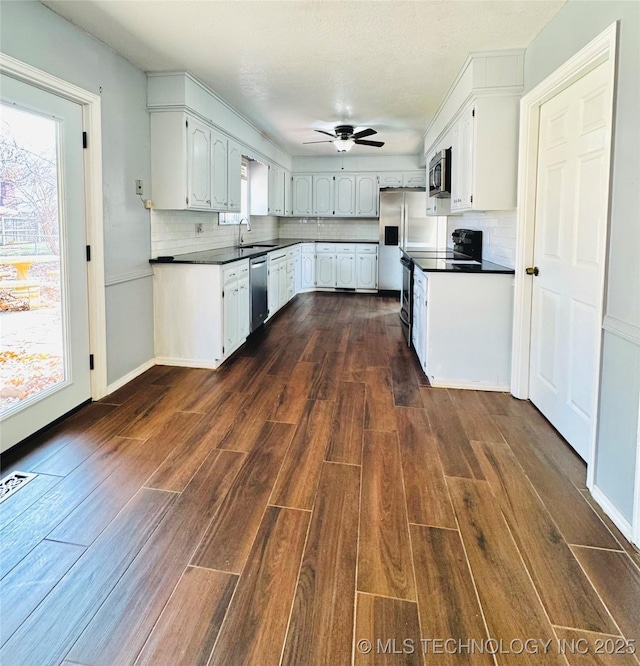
[399,255,413,345]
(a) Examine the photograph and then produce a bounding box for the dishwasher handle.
[251,260,267,268]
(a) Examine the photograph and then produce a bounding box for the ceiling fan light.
[333,138,354,152]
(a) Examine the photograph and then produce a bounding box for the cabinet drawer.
[316,243,336,253]
[269,251,287,264]
[356,244,378,254]
[286,259,295,273]
[300,243,315,253]
[335,243,356,254]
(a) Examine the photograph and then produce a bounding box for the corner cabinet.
[151,112,234,211]
[154,260,250,368]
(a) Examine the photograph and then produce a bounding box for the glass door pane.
[0,104,65,415]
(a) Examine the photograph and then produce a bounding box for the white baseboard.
[155,356,222,370]
[106,358,156,395]
[590,484,634,543]
[429,378,510,392]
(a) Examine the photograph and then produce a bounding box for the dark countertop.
[149,238,379,266]
[402,249,515,274]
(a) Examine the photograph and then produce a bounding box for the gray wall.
[1,1,154,385]
[524,0,639,523]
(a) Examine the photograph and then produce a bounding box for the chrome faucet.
[237,217,251,247]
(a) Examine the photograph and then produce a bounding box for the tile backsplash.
[447,210,517,268]
[278,218,379,241]
[150,211,279,257]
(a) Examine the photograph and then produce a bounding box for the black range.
[404,249,515,274]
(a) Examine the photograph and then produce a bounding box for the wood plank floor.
[1,292,639,666]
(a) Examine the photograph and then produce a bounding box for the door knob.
[525,266,539,276]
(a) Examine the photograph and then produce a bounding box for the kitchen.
[0,1,639,664]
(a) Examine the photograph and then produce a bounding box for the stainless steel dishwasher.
[250,256,268,332]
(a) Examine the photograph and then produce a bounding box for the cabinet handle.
[206,199,211,204]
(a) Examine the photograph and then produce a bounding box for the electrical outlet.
[144,200,153,209]
[135,179,144,196]
[195,223,204,235]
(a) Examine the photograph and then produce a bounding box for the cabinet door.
[223,282,239,353]
[357,253,378,289]
[334,174,356,216]
[403,171,426,188]
[187,117,211,209]
[293,175,313,216]
[278,262,287,308]
[300,252,315,290]
[313,175,334,216]
[336,253,356,288]
[356,174,378,217]
[315,254,336,288]
[210,129,228,210]
[237,276,250,340]
[277,168,286,215]
[378,172,403,188]
[227,140,242,213]
[450,108,474,212]
[284,170,292,217]
[294,254,301,292]
[268,261,279,315]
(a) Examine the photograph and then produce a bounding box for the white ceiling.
[42,0,565,157]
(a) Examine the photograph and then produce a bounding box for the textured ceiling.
[42,0,565,156]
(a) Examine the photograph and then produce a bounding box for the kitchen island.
[403,248,515,391]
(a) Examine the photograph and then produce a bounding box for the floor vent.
[0,471,37,503]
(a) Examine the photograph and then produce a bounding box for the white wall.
[150,212,278,257]
[447,211,517,267]
[278,218,378,241]
[524,0,640,525]
[1,1,154,385]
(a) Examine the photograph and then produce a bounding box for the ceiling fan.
[303,125,385,152]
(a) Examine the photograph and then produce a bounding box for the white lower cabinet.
[336,254,357,288]
[411,266,513,390]
[223,261,249,357]
[153,260,250,369]
[356,245,378,290]
[300,244,316,291]
[316,246,337,288]
[267,250,287,318]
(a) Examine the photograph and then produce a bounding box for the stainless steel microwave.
[428,148,451,198]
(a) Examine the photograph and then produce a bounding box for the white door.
[227,140,242,212]
[357,254,377,289]
[300,252,315,290]
[316,254,335,288]
[293,175,312,216]
[313,175,333,216]
[334,175,355,216]
[237,276,250,340]
[1,75,91,451]
[187,116,211,209]
[210,129,228,210]
[278,262,287,308]
[223,281,239,353]
[336,254,356,288]
[529,61,613,462]
[356,174,378,217]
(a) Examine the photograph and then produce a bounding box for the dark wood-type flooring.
[1,293,639,666]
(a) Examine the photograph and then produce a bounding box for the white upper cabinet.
[378,172,404,188]
[292,175,313,216]
[356,174,378,217]
[268,164,286,215]
[424,52,523,214]
[334,174,356,217]
[211,129,228,209]
[227,140,242,213]
[283,169,293,217]
[151,112,235,212]
[403,171,426,189]
[313,175,334,216]
[187,116,212,209]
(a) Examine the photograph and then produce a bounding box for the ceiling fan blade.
[303,140,334,144]
[314,129,337,138]
[352,128,377,139]
[354,139,385,147]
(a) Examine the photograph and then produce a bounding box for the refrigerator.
[378,189,447,290]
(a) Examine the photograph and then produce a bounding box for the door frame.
[511,22,618,479]
[0,53,108,400]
